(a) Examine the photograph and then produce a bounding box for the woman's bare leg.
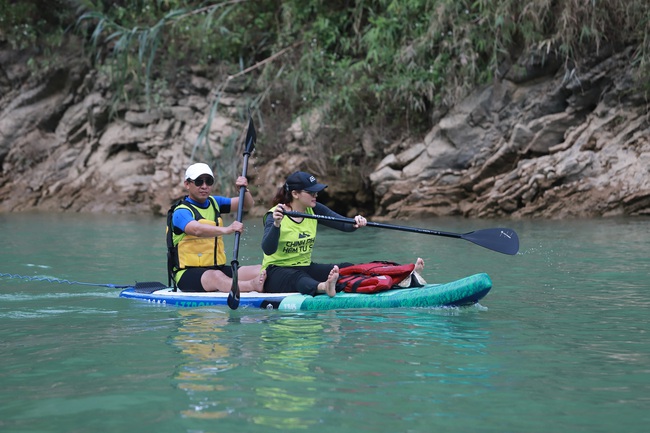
[238,268,266,292]
[236,265,266,292]
[317,265,339,297]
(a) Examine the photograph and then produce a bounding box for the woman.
[261,171,367,297]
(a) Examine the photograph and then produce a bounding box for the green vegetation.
[3,0,649,162]
[0,0,71,50]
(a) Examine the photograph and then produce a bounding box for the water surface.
[1,212,648,433]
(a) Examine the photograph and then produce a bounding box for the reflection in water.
[251,318,328,429]
[172,310,233,421]
[171,309,342,429]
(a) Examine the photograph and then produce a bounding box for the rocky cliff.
[370,46,650,219]
[0,44,648,218]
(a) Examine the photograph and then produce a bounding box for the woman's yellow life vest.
[166,197,226,285]
[262,206,318,270]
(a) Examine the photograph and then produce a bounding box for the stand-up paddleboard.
[119,273,492,310]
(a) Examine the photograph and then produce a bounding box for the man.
[167,162,265,292]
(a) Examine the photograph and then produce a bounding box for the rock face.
[0,50,248,215]
[0,44,648,218]
[368,47,649,219]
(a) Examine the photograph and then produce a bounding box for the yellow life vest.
[261,206,318,270]
[167,197,226,285]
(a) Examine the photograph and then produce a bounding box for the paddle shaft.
[231,152,251,262]
[228,116,257,309]
[283,210,519,255]
[227,153,250,310]
[285,211,459,237]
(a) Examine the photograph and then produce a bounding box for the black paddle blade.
[461,228,519,255]
[227,260,240,309]
[244,116,256,154]
[227,292,240,309]
[134,281,168,294]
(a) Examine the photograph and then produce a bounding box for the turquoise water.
[1,212,649,433]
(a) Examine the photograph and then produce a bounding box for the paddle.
[283,210,519,255]
[227,115,257,310]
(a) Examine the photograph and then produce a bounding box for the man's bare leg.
[201,267,266,292]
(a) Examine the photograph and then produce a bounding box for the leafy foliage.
[4,0,649,160]
[0,0,74,50]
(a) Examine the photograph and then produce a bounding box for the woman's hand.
[353,215,367,228]
[272,204,285,228]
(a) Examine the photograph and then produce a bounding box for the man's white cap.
[185,163,214,181]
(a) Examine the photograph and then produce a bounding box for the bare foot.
[325,265,339,297]
[414,257,424,273]
[317,265,339,297]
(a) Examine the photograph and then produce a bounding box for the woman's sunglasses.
[190,177,214,187]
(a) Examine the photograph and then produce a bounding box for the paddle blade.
[244,116,256,154]
[227,291,239,309]
[461,228,519,255]
[227,260,240,310]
